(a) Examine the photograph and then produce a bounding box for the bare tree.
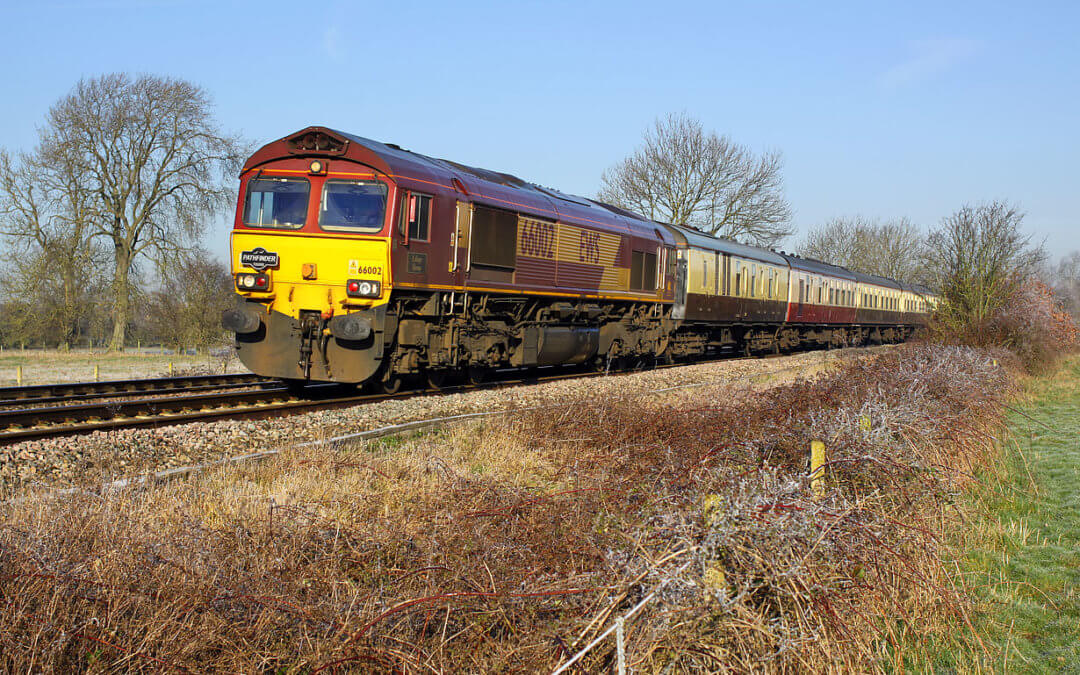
[38,73,245,350]
[800,216,925,282]
[142,247,234,352]
[0,148,105,347]
[598,113,793,247]
[1053,251,1080,319]
[924,201,1045,329]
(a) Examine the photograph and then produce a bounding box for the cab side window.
[407,194,432,242]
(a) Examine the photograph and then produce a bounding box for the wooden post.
[615,616,626,675]
[16,365,23,387]
[94,364,100,382]
[810,440,826,498]
[168,362,174,377]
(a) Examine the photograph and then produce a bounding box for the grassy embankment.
[0,344,1013,672]
[917,355,1080,672]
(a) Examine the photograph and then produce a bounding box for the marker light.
[345,279,380,298]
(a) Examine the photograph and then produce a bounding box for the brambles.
[0,344,1014,671]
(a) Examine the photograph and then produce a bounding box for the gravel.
[0,347,888,496]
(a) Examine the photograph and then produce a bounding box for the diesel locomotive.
[222,127,936,389]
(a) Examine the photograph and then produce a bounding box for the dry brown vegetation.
[0,344,1015,672]
[933,278,1080,374]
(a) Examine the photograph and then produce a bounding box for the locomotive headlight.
[359,281,372,295]
[309,159,324,174]
[236,273,270,291]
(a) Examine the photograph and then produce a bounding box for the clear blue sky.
[0,0,1076,261]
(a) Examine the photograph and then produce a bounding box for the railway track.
[0,373,275,407]
[0,365,621,446]
[0,349,813,447]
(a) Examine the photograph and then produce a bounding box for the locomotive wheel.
[379,374,404,394]
[425,370,447,390]
[467,366,489,385]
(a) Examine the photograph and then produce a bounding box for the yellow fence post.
[810,440,826,498]
[168,362,174,377]
[16,365,23,387]
[94,364,100,382]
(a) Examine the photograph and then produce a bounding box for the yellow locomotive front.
[223,148,395,384]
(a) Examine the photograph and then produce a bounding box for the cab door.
[393,190,436,286]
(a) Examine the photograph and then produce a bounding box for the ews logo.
[520,219,555,259]
[578,231,601,265]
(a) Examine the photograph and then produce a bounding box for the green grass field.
[943,356,1080,672]
[0,347,247,386]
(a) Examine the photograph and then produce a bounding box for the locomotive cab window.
[403,193,432,242]
[320,179,388,232]
[243,177,310,229]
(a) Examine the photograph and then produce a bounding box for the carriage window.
[320,179,388,232]
[406,194,431,241]
[244,177,309,229]
[471,206,518,269]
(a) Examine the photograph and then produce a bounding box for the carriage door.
[797,276,805,319]
[721,254,731,295]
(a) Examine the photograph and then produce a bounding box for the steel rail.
[0,373,272,403]
[0,378,283,409]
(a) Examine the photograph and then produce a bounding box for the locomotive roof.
[243,127,675,245]
[668,225,788,266]
[779,253,857,281]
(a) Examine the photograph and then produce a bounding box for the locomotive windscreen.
[244,177,309,229]
[319,180,388,232]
